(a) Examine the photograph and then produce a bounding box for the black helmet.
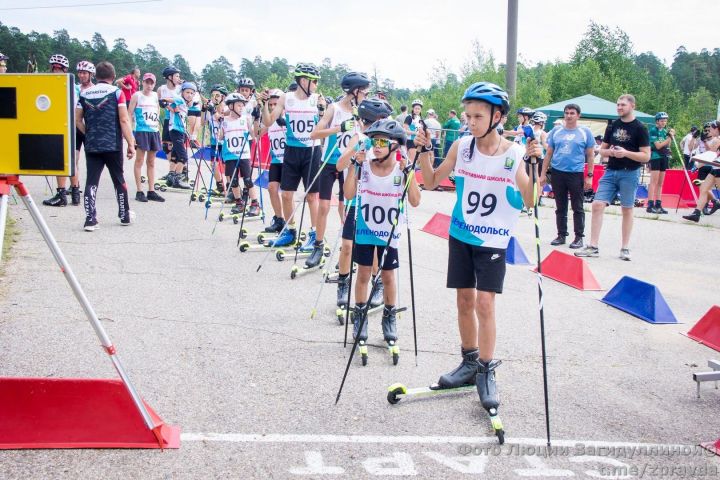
[358,99,393,123]
[341,72,370,93]
[366,119,407,144]
[516,106,535,116]
[237,77,255,89]
[288,82,298,92]
[293,63,320,79]
[210,84,228,96]
[162,66,180,79]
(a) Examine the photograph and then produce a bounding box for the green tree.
[200,56,236,92]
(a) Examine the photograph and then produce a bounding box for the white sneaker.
[620,248,631,261]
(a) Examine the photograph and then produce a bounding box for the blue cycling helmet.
[461,82,509,114]
[655,112,669,121]
[181,81,197,92]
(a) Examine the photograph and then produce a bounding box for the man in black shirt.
[575,94,650,261]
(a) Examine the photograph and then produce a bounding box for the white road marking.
[181,432,688,449]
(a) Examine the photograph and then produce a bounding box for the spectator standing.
[646,112,674,214]
[539,103,595,249]
[575,94,650,261]
[680,126,698,169]
[424,109,443,167]
[442,109,461,158]
[395,105,409,125]
[116,67,140,106]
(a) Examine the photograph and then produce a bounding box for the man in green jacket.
[442,109,462,159]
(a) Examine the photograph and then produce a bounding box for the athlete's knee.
[243,177,253,189]
[475,291,495,312]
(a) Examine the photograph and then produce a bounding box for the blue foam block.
[506,236,531,265]
[635,185,648,199]
[254,170,269,190]
[601,276,678,324]
[192,146,214,160]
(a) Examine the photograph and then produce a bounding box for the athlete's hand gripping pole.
[523,125,552,447]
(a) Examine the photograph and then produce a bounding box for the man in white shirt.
[424,109,443,167]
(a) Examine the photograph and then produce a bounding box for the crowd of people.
[2,50,719,418]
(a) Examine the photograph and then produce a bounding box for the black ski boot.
[231,198,247,215]
[382,306,399,365]
[173,172,191,189]
[70,186,81,206]
[304,241,325,268]
[369,276,384,308]
[476,359,502,411]
[43,188,68,207]
[264,216,285,233]
[438,348,480,388]
[353,303,369,366]
[683,209,701,222]
[336,274,350,307]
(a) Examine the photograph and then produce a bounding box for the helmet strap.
[297,77,311,98]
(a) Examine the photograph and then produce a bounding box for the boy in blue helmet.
[416,82,535,412]
[164,81,197,188]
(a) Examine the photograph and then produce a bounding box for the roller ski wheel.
[239,242,250,253]
[336,307,352,325]
[218,212,226,222]
[488,408,505,445]
[160,185,167,192]
[386,382,475,405]
[238,227,248,239]
[290,265,298,279]
[276,250,286,262]
[388,341,399,366]
[232,214,240,224]
[257,232,268,244]
[190,193,198,202]
[360,341,368,366]
[141,175,146,183]
[198,194,206,202]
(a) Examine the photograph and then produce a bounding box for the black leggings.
[84,151,129,222]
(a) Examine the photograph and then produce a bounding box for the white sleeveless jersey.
[284,92,320,147]
[268,120,286,165]
[356,160,406,248]
[322,103,354,165]
[221,114,252,160]
[449,136,525,248]
[133,91,160,133]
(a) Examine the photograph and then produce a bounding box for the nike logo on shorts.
[491,254,500,261]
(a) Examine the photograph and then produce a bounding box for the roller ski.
[382,306,400,365]
[154,173,191,192]
[476,359,505,444]
[290,254,327,279]
[239,227,299,253]
[336,301,390,325]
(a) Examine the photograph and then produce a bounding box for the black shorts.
[75,128,85,151]
[209,144,221,160]
[649,156,669,171]
[169,129,188,164]
[406,138,417,149]
[446,235,506,293]
[280,145,321,193]
[342,206,356,241]
[134,131,162,152]
[353,243,399,270]
[269,163,282,183]
[319,166,344,201]
[188,110,201,118]
[162,119,171,143]
[225,158,251,183]
[711,168,720,178]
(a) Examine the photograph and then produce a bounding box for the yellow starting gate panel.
[0,73,75,176]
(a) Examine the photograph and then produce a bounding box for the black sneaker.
[569,236,584,249]
[135,191,148,202]
[550,235,566,246]
[71,186,81,206]
[146,191,165,202]
[683,210,701,223]
[120,211,134,226]
[43,188,67,207]
[83,219,99,232]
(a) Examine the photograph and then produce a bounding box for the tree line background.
[1,20,718,139]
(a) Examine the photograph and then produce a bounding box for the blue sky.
[1,0,716,88]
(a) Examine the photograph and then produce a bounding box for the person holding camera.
[683,121,720,222]
[575,94,650,261]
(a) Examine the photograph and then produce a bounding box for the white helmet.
[225,92,249,107]
[531,112,547,124]
[49,54,69,68]
[411,98,423,108]
[269,89,283,98]
[76,61,95,75]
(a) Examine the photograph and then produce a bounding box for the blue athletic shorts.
[594,168,641,208]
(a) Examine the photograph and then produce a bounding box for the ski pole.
[204,112,222,220]
[188,120,209,206]
[523,125,551,448]
[336,149,420,404]
[342,165,362,347]
[405,192,419,366]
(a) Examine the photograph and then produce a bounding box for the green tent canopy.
[536,94,655,135]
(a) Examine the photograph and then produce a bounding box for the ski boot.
[353,304,369,366]
[43,188,68,207]
[304,241,325,268]
[246,199,261,217]
[267,228,297,248]
[70,186,81,206]
[336,274,350,308]
[477,359,504,444]
[298,229,316,254]
[225,188,236,204]
[382,306,399,365]
[438,348,480,388]
[263,216,285,233]
[231,198,247,215]
[172,172,192,190]
[369,276,384,308]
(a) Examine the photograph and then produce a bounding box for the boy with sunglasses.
[344,119,421,363]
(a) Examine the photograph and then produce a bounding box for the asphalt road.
[1,166,719,479]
